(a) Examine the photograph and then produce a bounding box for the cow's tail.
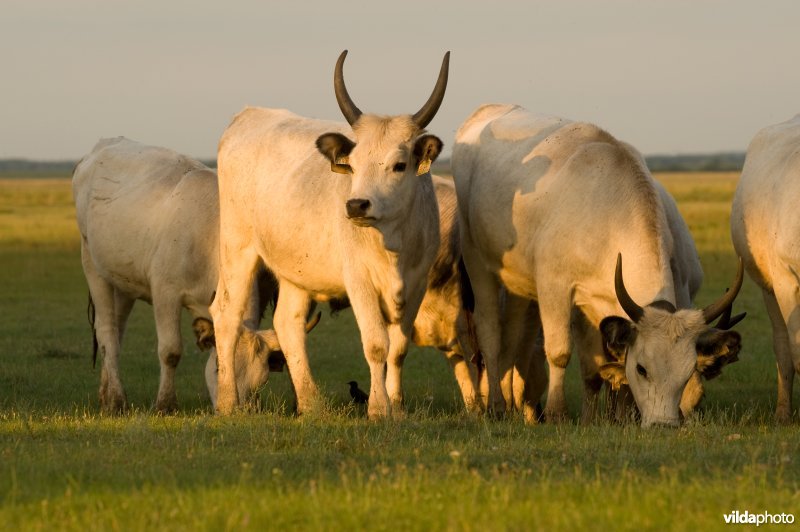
[87,293,98,368]
[458,257,483,371]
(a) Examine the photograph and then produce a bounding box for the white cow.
[453,104,743,427]
[193,310,320,409]
[211,51,449,418]
[73,138,288,412]
[195,176,483,413]
[731,114,800,423]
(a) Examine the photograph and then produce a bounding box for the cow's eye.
[636,364,648,378]
[393,162,407,173]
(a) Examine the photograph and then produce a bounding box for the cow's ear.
[600,316,636,362]
[413,134,443,176]
[599,362,628,391]
[192,318,215,351]
[316,133,355,174]
[696,330,741,380]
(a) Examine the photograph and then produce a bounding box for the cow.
[193,310,320,410]
[452,103,743,427]
[731,114,800,423]
[73,137,284,413]
[211,51,449,418]
[198,175,483,414]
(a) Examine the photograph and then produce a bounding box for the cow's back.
[217,108,353,295]
[732,115,800,290]
[73,137,219,305]
[453,104,673,311]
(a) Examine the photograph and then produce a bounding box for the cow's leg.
[81,244,127,414]
[210,247,260,415]
[444,347,481,414]
[451,313,482,413]
[272,280,319,414]
[461,245,504,416]
[347,282,390,419]
[114,292,136,345]
[385,323,409,415]
[537,290,573,423]
[502,294,537,415]
[152,296,182,414]
[516,306,547,423]
[498,293,526,412]
[572,315,604,425]
[763,288,795,423]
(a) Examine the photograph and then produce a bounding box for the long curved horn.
[334,50,362,126]
[411,51,450,128]
[615,253,644,323]
[702,258,744,324]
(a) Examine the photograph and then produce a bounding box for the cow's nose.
[346,198,371,218]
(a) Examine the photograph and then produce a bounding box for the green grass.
[1,174,798,530]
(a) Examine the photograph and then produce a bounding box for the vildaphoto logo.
[723,510,795,526]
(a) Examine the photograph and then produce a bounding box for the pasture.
[1,173,798,529]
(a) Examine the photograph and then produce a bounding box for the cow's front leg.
[348,283,390,419]
[538,289,574,424]
[386,323,409,416]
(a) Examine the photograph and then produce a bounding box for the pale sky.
[2,0,799,160]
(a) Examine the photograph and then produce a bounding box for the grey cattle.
[731,114,800,423]
[73,138,280,412]
[453,104,743,427]
[211,51,449,418]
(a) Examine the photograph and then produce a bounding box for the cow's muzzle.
[345,198,376,225]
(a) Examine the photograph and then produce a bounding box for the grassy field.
[1,173,798,529]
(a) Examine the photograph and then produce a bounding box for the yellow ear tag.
[416,159,431,176]
[331,155,352,174]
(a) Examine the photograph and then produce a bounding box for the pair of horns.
[615,253,743,324]
[334,50,450,128]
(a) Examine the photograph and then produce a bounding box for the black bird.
[347,381,369,404]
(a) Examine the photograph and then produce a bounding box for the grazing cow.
[193,310,320,409]
[211,51,449,417]
[73,137,274,413]
[731,115,800,423]
[452,104,743,427]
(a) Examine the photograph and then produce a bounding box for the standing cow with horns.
[211,51,449,417]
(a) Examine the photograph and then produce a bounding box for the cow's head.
[192,312,321,409]
[316,50,448,227]
[599,254,743,428]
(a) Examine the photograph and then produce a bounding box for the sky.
[2,0,799,160]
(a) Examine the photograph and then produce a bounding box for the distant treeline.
[0,153,746,177]
[433,153,747,175]
[644,152,746,173]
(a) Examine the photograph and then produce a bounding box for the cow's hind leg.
[460,244,504,416]
[763,288,796,423]
[152,295,183,414]
[272,280,319,414]
[210,247,260,415]
[81,243,127,414]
